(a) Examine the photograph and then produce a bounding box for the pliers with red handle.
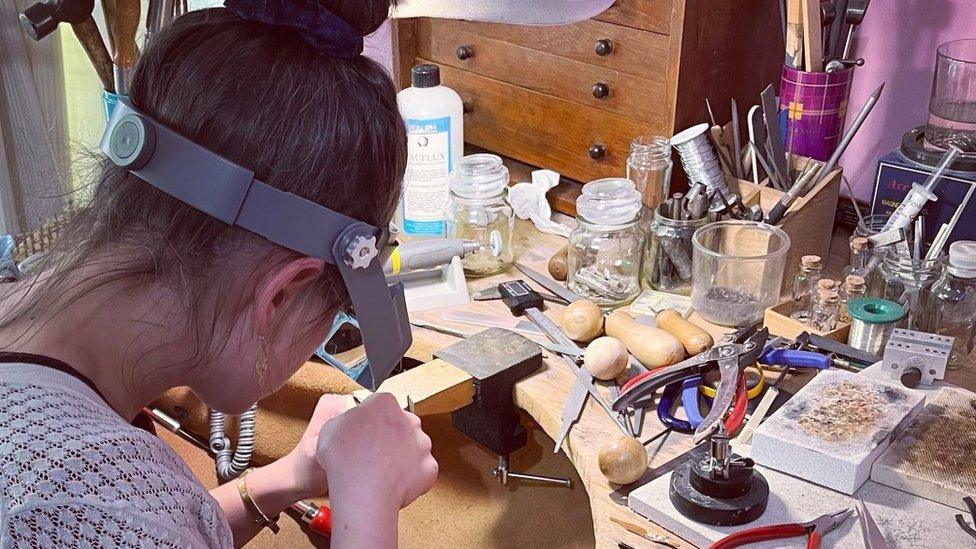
[709,508,853,549]
[614,326,767,442]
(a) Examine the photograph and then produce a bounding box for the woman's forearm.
[328,485,400,548]
[211,453,312,548]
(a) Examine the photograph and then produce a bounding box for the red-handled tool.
[709,508,852,549]
[292,500,331,537]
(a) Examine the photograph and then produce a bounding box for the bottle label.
[403,116,452,236]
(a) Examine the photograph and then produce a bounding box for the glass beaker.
[691,221,791,327]
[925,39,976,153]
[877,247,946,330]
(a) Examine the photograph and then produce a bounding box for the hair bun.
[224,0,391,58]
[323,0,391,36]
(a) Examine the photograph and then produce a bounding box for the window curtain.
[0,0,69,235]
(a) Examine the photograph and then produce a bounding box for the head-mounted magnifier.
[100,98,411,390]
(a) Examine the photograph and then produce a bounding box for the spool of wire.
[847,298,905,356]
[670,124,730,204]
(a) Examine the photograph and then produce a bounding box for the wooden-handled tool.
[110,0,140,94]
[605,310,685,368]
[71,16,115,91]
[19,0,114,91]
[655,309,714,356]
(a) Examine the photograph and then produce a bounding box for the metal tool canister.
[847,298,905,356]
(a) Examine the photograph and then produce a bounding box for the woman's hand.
[281,394,351,498]
[316,393,438,509]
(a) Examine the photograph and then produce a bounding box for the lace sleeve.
[3,501,214,548]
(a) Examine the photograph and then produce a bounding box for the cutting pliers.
[709,508,853,549]
[614,327,767,442]
[656,375,749,435]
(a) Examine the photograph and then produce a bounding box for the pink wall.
[842,1,976,200]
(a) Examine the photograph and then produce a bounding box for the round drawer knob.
[592,82,610,99]
[588,144,607,160]
[594,39,614,56]
[456,45,474,60]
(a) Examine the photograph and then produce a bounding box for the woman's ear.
[252,257,326,336]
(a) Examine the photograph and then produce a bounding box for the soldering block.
[751,370,925,495]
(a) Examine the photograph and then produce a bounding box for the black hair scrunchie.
[224,0,364,58]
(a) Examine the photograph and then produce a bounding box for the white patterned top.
[0,363,232,548]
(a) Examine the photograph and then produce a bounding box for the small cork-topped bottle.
[811,287,841,332]
[790,255,824,322]
[839,274,867,323]
[844,237,870,279]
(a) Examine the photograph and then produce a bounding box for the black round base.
[669,461,769,526]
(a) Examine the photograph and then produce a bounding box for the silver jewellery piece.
[670,124,730,207]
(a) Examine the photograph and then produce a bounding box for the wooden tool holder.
[736,154,842,295]
[763,299,850,342]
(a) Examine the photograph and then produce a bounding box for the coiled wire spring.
[209,404,257,480]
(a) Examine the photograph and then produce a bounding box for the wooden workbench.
[401,221,739,549]
[155,218,976,548]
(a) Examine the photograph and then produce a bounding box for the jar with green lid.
[640,203,707,295]
[568,178,644,307]
[444,154,515,277]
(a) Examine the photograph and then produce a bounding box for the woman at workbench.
[0,1,436,548]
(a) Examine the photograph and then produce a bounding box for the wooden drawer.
[422,19,671,81]
[417,21,668,125]
[428,62,654,184]
[596,0,672,35]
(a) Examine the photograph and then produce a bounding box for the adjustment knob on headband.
[343,233,379,270]
[107,113,156,169]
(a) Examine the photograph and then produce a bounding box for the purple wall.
[842,1,976,200]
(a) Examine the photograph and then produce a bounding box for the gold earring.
[256,335,269,382]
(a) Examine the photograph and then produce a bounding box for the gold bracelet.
[236,468,281,534]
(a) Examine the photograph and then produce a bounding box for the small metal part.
[731,98,744,179]
[514,262,582,304]
[866,227,907,249]
[492,455,572,487]
[825,57,865,72]
[882,328,954,387]
[574,266,635,302]
[707,425,732,479]
[841,0,871,59]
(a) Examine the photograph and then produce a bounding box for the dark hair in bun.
[225,0,394,58]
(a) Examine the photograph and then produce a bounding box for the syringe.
[882,145,962,232]
[863,145,961,276]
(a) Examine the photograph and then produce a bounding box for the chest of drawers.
[395,0,784,213]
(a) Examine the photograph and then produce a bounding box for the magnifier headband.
[99,98,411,390]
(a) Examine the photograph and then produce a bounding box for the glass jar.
[640,205,707,295]
[445,154,515,277]
[789,255,823,322]
[925,39,976,153]
[877,247,946,330]
[568,178,644,307]
[626,136,673,209]
[917,241,976,368]
[691,221,791,327]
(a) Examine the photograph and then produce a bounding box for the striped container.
[779,65,855,161]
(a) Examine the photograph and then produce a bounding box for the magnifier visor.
[100,98,411,390]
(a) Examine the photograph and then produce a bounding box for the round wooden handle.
[594,38,614,56]
[599,436,647,485]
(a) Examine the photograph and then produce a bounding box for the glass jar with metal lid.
[444,154,515,277]
[568,178,644,307]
